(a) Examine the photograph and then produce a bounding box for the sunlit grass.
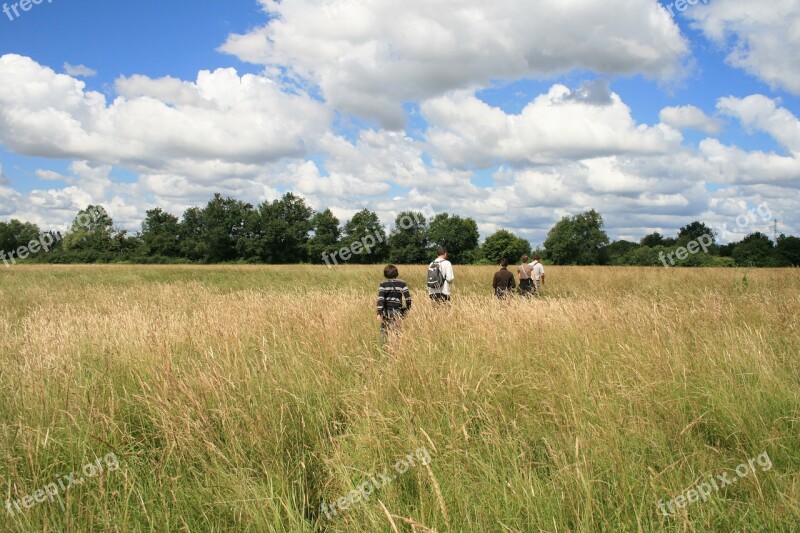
[1,265,799,531]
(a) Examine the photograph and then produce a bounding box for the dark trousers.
[429,293,450,303]
[380,308,405,336]
[495,287,514,299]
[519,278,534,296]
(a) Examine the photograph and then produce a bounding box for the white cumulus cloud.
[0,54,331,170]
[700,94,800,185]
[220,0,689,127]
[63,62,97,77]
[35,169,71,182]
[422,84,682,168]
[688,0,800,94]
[660,105,723,134]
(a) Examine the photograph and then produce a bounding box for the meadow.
[1,264,798,532]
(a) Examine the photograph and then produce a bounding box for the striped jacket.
[377,279,412,315]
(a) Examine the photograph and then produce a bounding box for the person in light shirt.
[529,254,545,293]
[428,247,455,302]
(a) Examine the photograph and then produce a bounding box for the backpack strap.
[434,259,445,284]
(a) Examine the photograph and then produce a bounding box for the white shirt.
[429,258,455,296]
[529,260,545,283]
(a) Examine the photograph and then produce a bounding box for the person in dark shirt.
[376,264,412,336]
[492,258,516,299]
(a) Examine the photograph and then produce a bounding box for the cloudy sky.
[1,0,799,244]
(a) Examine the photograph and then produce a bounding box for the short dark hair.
[500,258,509,267]
[533,254,541,261]
[437,246,447,256]
[384,264,399,279]
[521,254,529,262]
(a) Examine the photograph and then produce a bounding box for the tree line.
[1,193,798,267]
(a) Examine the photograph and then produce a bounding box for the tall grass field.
[1,265,799,532]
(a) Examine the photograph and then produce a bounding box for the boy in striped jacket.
[376,264,412,336]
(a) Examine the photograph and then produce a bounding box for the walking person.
[517,254,535,296]
[427,247,455,302]
[376,264,412,337]
[492,258,516,299]
[530,254,545,294]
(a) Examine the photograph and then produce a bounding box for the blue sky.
[1,0,798,243]
[1,1,262,81]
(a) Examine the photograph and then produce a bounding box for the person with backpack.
[492,258,516,299]
[517,254,535,296]
[427,247,455,302]
[376,264,412,337]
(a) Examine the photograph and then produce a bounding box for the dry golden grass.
[0,264,798,531]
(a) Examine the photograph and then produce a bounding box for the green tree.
[0,219,41,259]
[777,234,800,266]
[388,211,428,264]
[606,240,640,265]
[481,229,531,264]
[178,206,207,261]
[71,205,113,233]
[543,210,609,265]
[179,194,251,263]
[307,209,341,264]
[61,206,117,262]
[340,209,388,264]
[732,232,778,267]
[622,246,663,266]
[113,230,142,262]
[719,242,736,257]
[678,221,716,245]
[140,208,181,257]
[240,193,313,263]
[640,232,666,247]
[427,213,480,264]
[204,194,252,263]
